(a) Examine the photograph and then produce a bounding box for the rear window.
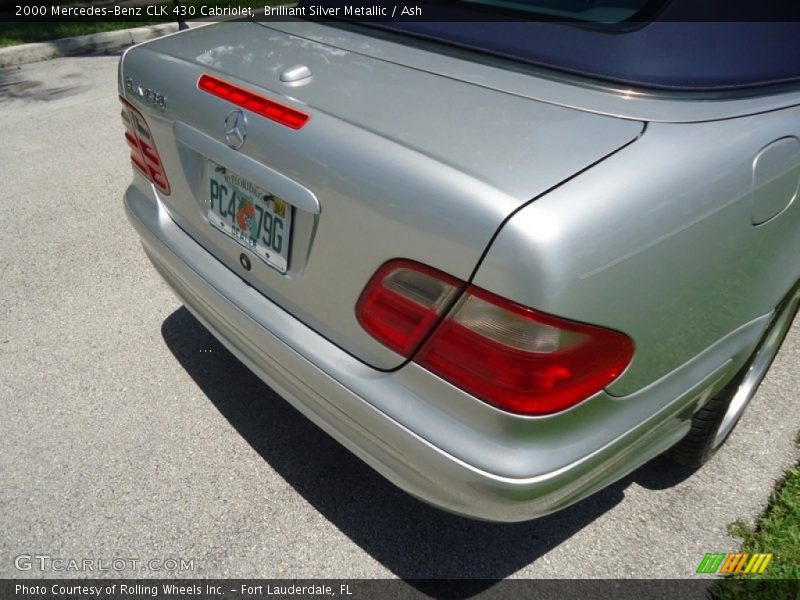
[460,0,658,23]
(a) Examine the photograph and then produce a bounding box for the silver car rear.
[120,21,642,369]
[120,20,800,521]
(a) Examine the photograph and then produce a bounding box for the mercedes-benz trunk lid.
[120,21,643,369]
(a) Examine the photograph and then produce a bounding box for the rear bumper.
[124,184,770,522]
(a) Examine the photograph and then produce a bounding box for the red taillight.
[356,260,463,356]
[417,286,634,415]
[119,97,170,195]
[357,261,634,416]
[197,74,310,130]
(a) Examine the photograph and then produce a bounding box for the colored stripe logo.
[697,552,773,574]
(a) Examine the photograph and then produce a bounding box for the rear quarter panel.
[473,106,800,395]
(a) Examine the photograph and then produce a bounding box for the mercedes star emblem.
[224,109,247,150]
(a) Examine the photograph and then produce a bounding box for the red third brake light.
[198,74,310,130]
[120,97,170,195]
[357,260,635,416]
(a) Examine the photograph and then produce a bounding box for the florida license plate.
[207,161,292,272]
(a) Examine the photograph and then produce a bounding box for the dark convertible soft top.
[367,1,800,92]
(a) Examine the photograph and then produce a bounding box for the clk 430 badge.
[125,76,166,111]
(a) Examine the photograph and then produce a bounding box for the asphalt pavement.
[1,55,799,583]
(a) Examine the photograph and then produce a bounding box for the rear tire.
[670,282,800,468]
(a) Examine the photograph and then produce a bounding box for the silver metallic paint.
[122,23,642,370]
[259,20,800,123]
[474,111,800,394]
[124,183,773,520]
[120,21,800,520]
[750,136,800,225]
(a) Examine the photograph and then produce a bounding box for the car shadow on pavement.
[161,307,694,587]
[0,54,106,102]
